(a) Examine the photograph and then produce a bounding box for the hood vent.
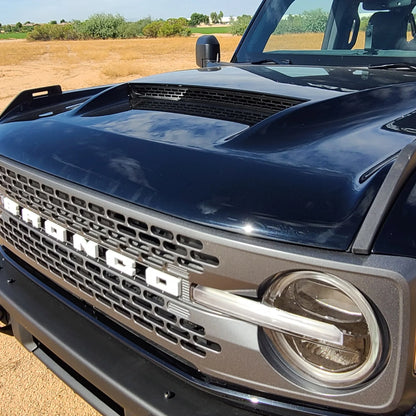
[130,84,305,126]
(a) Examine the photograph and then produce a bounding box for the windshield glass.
[234,0,416,66]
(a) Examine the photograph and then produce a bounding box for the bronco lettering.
[1,196,165,284]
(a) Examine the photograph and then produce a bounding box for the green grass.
[190,26,231,34]
[0,32,28,39]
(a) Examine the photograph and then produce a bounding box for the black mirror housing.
[196,35,220,68]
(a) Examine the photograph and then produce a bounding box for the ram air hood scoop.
[1,66,416,250]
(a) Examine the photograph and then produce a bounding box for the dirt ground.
[0,35,240,416]
[0,331,101,416]
[0,36,240,113]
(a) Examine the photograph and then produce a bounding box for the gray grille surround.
[0,157,411,414]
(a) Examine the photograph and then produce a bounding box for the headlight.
[262,271,383,388]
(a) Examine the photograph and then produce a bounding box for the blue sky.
[0,0,331,25]
[1,0,260,24]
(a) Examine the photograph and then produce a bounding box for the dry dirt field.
[0,36,241,112]
[0,35,241,416]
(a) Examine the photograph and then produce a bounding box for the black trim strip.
[352,140,416,254]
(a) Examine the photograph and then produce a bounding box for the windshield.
[234,0,416,66]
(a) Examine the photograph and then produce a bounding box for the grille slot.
[130,84,305,126]
[0,163,222,359]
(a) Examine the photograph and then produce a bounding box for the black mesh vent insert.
[130,84,305,126]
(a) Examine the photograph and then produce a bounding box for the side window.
[263,0,416,53]
[263,3,330,52]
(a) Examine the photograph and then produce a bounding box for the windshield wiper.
[368,63,416,71]
[251,59,292,65]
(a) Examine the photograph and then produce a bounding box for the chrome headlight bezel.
[261,271,384,389]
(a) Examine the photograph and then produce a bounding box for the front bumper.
[0,247,357,416]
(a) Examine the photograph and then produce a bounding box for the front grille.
[0,160,397,411]
[130,84,305,126]
[0,162,222,359]
[0,166,219,275]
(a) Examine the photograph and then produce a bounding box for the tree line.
[275,9,384,34]
[189,12,224,26]
[24,15,190,40]
[0,11,251,41]
[7,9,372,41]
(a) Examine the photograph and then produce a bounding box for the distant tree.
[49,20,57,25]
[189,12,209,26]
[274,9,329,34]
[303,9,328,32]
[136,17,153,35]
[158,17,190,37]
[218,11,224,23]
[143,18,190,38]
[60,19,66,24]
[22,24,35,33]
[118,17,152,38]
[230,15,252,35]
[142,20,164,38]
[275,14,305,34]
[78,13,126,39]
[210,12,219,24]
[27,23,79,40]
[15,22,23,31]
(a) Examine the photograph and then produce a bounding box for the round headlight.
[262,271,382,388]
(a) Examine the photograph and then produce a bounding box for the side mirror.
[196,35,220,68]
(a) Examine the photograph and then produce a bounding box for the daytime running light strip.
[192,285,344,346]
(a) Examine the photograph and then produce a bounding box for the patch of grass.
[190,26,231,34]
[0,32,27,40]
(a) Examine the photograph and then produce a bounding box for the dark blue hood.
[1,65,415,250]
